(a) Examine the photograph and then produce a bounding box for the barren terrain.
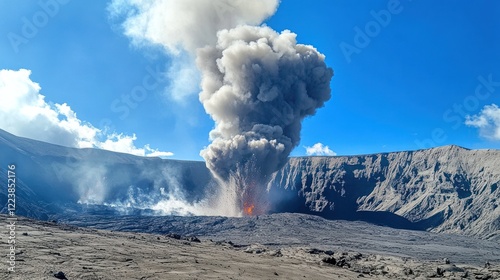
[2,214,499,279]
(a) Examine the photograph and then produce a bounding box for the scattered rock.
[244,245,266,254]
[53,271,67,279]
[437,267,444,276]
[184,236,201,243]
[22,232,28,236]
[403,267,413,275]
[321,257,336,265]
[307,248,324,254]
[336,256,351,268]
[166,233,181,240]
[352,253,363,260]
[268,249,282,257]
[214,240,237,247]
[438,264,465,273]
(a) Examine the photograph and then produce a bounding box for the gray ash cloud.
[198,26,333,213]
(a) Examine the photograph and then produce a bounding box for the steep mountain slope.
[0,129,498,239]
[270,146,500,239]
[0,129,212,215]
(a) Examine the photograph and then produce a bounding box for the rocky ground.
[58,212,500,266]
[1,215,499,280]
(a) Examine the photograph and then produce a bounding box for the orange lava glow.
[243,203,255,216]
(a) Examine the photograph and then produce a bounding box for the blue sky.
[1,0,499,160]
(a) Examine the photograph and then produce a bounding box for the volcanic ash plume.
[198,25,333,215]
[110,0,333,216]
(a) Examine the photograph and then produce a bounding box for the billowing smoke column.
[198,26,333,215]
[110,0,333,216]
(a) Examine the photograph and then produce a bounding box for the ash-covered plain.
[57,212,500,266]
[2,214,499,279]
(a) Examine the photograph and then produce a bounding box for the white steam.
[77,163,224,216]
[75,164,109,204]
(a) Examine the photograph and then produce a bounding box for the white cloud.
[304,143,337,156]
[107,0,279,101]
[99,133,174,157]
[0,69,173,158]
[465,104,500,141]
[108,0,279,54]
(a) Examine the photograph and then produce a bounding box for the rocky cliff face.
[1,129,499,239]
[270,146,500,239]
